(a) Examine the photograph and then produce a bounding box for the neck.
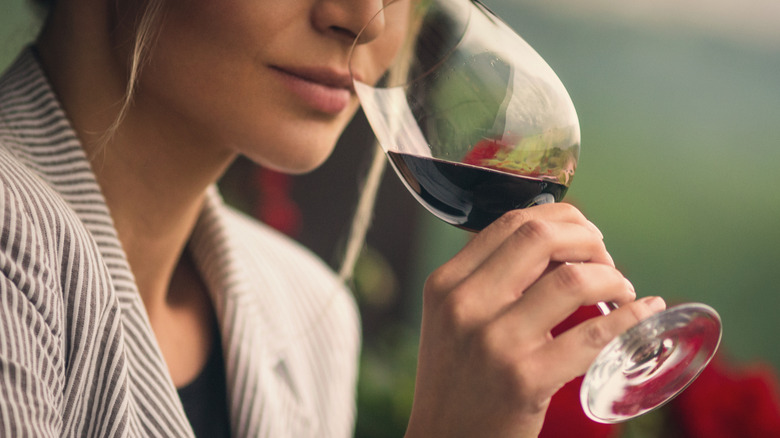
[89,110,235,315]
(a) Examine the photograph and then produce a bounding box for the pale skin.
[34,0,665,436]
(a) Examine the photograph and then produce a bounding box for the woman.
[0,0,665,436]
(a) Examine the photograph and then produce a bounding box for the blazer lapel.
[189,188,316,437]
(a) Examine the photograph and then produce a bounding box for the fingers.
[470,220,611,293]
[471,203,604,263]
[441,219,613,322]
[503,262,636,341]
[433,204,609,293]
[533,296,667,389]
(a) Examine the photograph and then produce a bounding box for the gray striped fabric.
[0,48,360,437]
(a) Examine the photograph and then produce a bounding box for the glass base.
[580,303,722,423]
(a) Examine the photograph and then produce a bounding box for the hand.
[405,203,666,438]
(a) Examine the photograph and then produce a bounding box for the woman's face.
[127,0,410,173]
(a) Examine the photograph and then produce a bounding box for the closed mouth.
[270,65,355,114]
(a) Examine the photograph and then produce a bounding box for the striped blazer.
[0,49,361,437]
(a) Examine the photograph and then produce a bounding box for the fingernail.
[624,278,636,296]
[644,296,666,313]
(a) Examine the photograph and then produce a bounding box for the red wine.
[387,151,568,232]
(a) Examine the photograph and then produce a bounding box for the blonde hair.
[337,142,386,282]
[100,0,166,146]
[33,0,165,148]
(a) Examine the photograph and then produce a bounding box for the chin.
[243,129,341,175]
[272,153,332,175]
[237,102,359,174]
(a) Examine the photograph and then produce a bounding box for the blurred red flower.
[253,167,301,237]
[673,355,780,437]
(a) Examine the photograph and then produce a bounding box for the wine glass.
[348,0,722,424]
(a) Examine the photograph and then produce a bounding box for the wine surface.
[387,151,568,232]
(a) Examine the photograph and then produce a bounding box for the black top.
[177,326,231,438]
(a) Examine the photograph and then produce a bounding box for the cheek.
[137,1,368,173]
[142,4,271,111]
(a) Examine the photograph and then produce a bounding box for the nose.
[312,0,387,44]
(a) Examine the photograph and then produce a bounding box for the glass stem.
[597,301,619,315]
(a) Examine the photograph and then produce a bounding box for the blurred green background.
[3,0,779,436]
[409,0,780,363]
[487,0,780,367]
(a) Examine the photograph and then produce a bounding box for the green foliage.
[355,326,418,438]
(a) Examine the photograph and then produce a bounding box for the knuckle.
[473,321,513,359]
[583,319,616,349]
[424,266,450,296]
[423,264,463,307]
[497,208,532,228]
[514,219,553,243]
[490,209,532,235]
[558,202,582,217]
[626,300,655,323]
[438,287,477,330]
[554,263,587,291]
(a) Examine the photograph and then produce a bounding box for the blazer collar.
[189,187,299,359]
[189,188,317,435]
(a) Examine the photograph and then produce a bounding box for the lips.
[271,65,355,115]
